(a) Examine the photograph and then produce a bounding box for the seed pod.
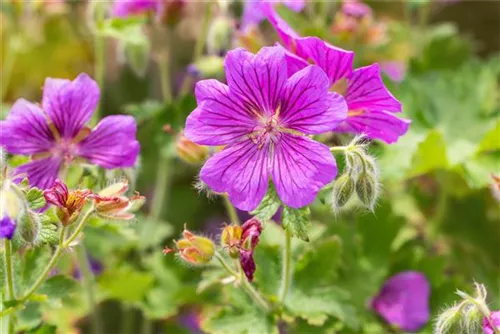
[355,171,377,209]
[332,173,355,210]
[167,228,215,265]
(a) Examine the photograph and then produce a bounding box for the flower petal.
[224,47,287,117]
[239,249,256,281]
[13,157,62,189]
[42,73,100,139]
[185,80,257,145]
[262,2,300,50]
[345,64,402,112]
[296,37,354,85]
[280,65,347,134]
[338,109,411,143]
[200,139,270,211]
[370,271,430,332]
[280,44,308,77]
[0,99,55,154]
[77,115,139,168]
[271,134,336,208]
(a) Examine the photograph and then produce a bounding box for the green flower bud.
[355,171,378,209]
[332,173,355,210]
[435,304,465,334]
[124,40,151,78]
[207,15,233,56]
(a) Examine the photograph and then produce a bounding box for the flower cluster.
[0,73,140,190]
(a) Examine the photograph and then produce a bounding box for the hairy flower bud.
[92,181,144,221]
[220,224,242,258]
[164,227,215,265]
[435,304,465,334]
[44,180,91,225]
[355,171,378,209]
[332,173,355,210]
[176,132,209,165]
[207,15,233,56]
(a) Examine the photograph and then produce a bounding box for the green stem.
[121,304,135,334]
[278,230,292,304]
[76,245,102,334]
[179,2,213,97]
[92,1,106,126]
[21,207,94,302]
[214,253,270,312]
[150,153,170,221]
[158,53,173,104]
[330,146,349,153]
[4,239,15,334]
[223,194,240,225]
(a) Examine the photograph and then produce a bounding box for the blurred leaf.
[16,303,42,331]
[124,100,166,125]
[408,130,448,177]
[478,121,500,153]
[251,186,280,221]
[462,153,500,188]
[135,216,173,250]
[27,324,57,334]
[99,266,154,303]
[201,307,278,334]
[282,206,311,242]
[253,244,281,297]
[39,275,79,300]
[100,17,148,45]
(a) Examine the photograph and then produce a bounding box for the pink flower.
[483,311,500,334]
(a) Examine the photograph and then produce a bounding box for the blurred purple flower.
[241,0,305,31]
[178,310,202,333]
[483,311,500,334]
[341,0,372,18]
[0,216,16,240]
[370,271,430,332]
[72,256,103,280]
[264,5,410,144]
[0,73,140,189]
[380,61,406,83]
[111,0,160,17]
[185,46,346,210]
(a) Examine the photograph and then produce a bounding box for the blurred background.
[1,0,499,333]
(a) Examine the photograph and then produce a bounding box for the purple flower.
[0,216,16,240]
[72,256,104,280]
[263,5,410,144]
[341,0,372,18]
[185,46,347,210]
[483,311,500,334]
[111,0,160,17]
[380,61,407,83]
[241,0,305,32]
[239,218,263,281]
[370,271,430,332]
[0,73,140,189]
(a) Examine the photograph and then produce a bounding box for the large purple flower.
[241,0,305,32]
[185,46,346,210]
[0,73,140,189]
[263,5,410,144]
[483,311,500,334]
[370,271,430,332]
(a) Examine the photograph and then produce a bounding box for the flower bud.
[188,56,224,80]
[332,173,355,210]
[207,15,233,56]
[176,132,209,165]
[355,171,377,209]
[92,181,144,221]
[44,180,91,225]
[435,304,465,334]
[220,224,242,258]
[239,218,262,281]
[123,40,151,78]
[164,227,215,265]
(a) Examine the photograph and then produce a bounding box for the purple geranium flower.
[241,0,305,32]
[483,311,500,334]
[370,271,430,332]
[0,216,16,240]
[263,5,410,144]
[111,0,160,17]
[0,73,140,189]
[342,0,372,18]
[185,46,347,210]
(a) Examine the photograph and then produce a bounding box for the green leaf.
[201,307,278,334]
[26,187,46,210]
[100,17,148,45]
[16,303,42,331]
[37,217,59,246]
[294,237,342,284]
[39,275,79,300]
[282,206,311,242]
[408,130,448,177]
[27,324,57,334]
[478,120,500,153]
[99,266,154,303]
[461,153,500,188]
[250,186,281,221]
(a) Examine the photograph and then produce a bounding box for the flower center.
[53,140,77,165]
[249,113,282,149]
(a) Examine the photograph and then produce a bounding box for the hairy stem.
[223,194,240,225]
[4,239,16,334]
[215,252,270,312]
[76,245,102,334]
[278,230,293,304]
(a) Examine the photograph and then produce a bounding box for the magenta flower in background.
[370,271,430,332]
[379,61,407,83]
[111,0,160,17]
[264,5,410,144]
[0,216,16,240]
[341,0,372,18]
[483,311,500,334]
[241,0,305,32]
[0,73,140,189]
[185,46,346,210]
